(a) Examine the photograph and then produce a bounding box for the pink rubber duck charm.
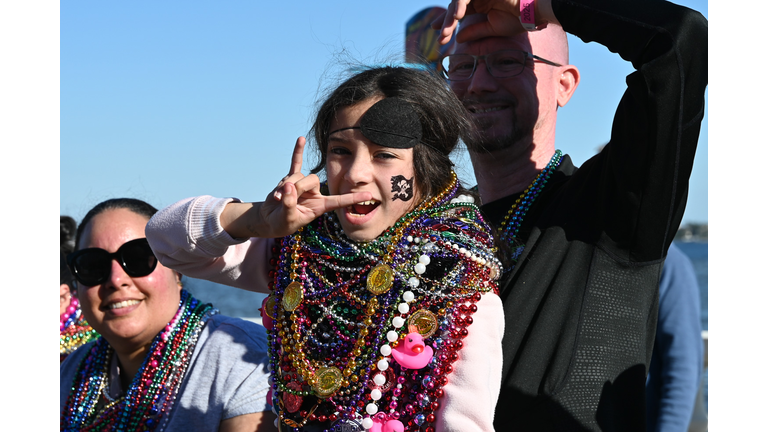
[391,325,433,370]
[370,418,405,432]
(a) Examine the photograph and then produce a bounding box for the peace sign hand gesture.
[220,137,372,239]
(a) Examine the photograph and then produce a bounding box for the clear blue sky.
[60,0,708,225]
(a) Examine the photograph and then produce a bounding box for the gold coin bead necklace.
[264,173,502,431]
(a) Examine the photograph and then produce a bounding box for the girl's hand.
[257,137,371,237]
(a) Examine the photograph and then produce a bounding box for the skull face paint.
[391,175,414,201]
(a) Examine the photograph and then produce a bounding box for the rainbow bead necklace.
[60,290,216,432]
[60,297,99,363]
[497,150,563,264]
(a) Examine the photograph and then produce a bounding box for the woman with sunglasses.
[147,66,505,431]
[60,198,275,432]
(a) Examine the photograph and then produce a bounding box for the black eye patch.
[360,98,422,149]
[330,98,423,149]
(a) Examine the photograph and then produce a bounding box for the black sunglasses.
[67,238,158,287]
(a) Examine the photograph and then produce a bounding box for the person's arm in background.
[220,412,277,432]
[646,243,703,431]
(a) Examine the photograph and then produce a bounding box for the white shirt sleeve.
[145,195,274,293]
[435,293,504,432]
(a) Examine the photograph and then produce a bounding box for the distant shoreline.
[675,223,708,242]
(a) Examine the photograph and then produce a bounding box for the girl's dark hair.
[309,66,476,200]
[75,198,158,250]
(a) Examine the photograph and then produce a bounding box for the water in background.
[183,279,267,319]
[183,240,709,413]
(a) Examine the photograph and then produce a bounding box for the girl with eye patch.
[146,66,504,432]
[60,198,275,432]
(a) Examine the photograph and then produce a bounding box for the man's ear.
[557,64,580,108]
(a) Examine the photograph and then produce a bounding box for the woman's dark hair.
[75,198,158,251]
[309,66,476,200]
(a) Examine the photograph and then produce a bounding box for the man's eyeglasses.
[440,49,562,81]
[67,238,158,287]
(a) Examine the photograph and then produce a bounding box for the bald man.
[435,0,707,430]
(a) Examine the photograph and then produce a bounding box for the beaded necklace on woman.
[60,290,217,432]
[60,296,100,363]
[264,172,502,432]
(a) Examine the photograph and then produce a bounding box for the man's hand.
[432,0,529,45]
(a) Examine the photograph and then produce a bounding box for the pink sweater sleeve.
[435,293,504,432]
[145,195,273,293]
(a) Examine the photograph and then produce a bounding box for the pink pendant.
[370,418,405,432]
[391,327,433,370]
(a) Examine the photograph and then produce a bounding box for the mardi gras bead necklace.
[60,290,216,432]
[497,150,563,265]
[60,296,99,363]
[264,173,501,432]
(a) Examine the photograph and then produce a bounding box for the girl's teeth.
[108,299,140,310]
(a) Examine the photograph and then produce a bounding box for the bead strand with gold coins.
[261,173,502,432]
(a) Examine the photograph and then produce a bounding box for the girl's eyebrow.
[328,126,360,135]
[328,129,364,143]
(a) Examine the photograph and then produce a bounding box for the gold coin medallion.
[313,366,343,397]
[263,293,278,319]
[367,264,394,295]
[282,281,304,311]
[407,309,439,338]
